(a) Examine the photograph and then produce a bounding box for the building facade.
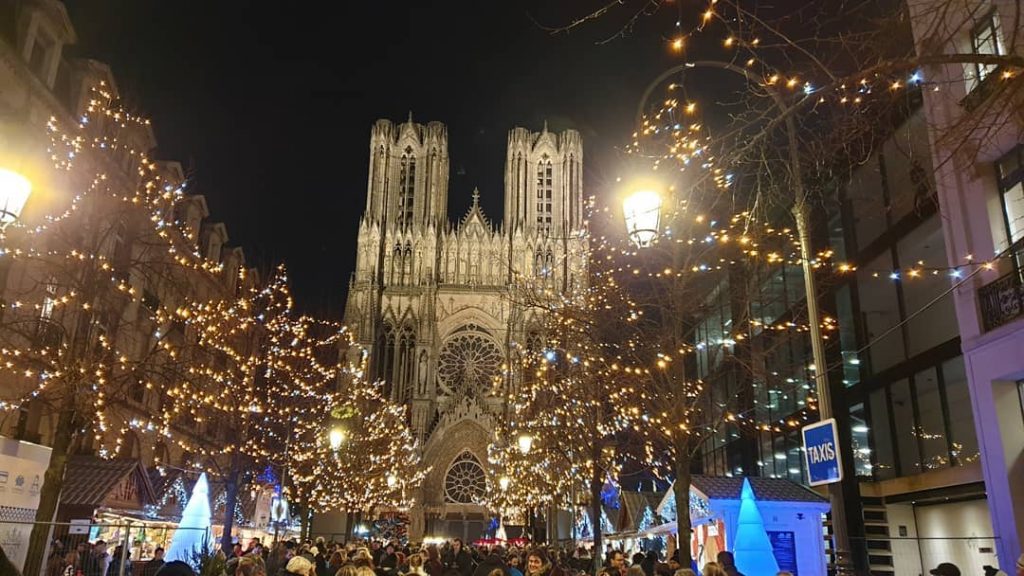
[0,0,276,557]
[692,104,997,575]
[907,0,1024,571]
[343,118,588,541]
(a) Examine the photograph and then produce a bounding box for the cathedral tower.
[365,115,449,229]
[503,123,584,237]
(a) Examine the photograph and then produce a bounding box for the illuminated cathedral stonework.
[343,117,587,540]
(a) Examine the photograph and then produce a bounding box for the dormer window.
[27,29,54,82]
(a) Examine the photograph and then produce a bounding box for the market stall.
[643,476,829,576]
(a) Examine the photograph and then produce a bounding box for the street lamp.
[386,473,397,488]
[623,189,662,248]
[0,167,31,229]
[499,475,511,491]
[626,60,857,575]
[328,427,345,451]
[516,433,533,455]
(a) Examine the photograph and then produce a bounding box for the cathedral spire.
[408,110,414,124]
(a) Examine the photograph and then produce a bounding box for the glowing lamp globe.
[328,427,345,450]
[499,476,511,491]
[0,167,31,228]
[623,189,662,248]
[517,433,533,455]
[387,473,398,488]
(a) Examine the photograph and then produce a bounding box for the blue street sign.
[802,418,843,486]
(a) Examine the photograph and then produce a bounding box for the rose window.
[437,330,503,398]
[444,451,486,504]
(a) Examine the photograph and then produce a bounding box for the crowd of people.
[66,536,762,576]
[42,538,154,576]
[17,535,1024,576]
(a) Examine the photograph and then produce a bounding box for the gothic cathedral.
[343,116,587,541]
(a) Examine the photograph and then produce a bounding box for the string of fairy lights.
[483,0,1020,509]
[0,83,422,515]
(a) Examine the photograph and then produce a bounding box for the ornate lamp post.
[0,167,31,229]
[622,188,662,249]
[625,61,858,575]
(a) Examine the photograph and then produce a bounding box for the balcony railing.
[978,258,1024,332]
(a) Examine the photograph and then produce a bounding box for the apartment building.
[0,0,252,504]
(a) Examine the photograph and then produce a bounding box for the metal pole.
[118,522,130,576]
[634,59,859,576]
[794,202,855,574]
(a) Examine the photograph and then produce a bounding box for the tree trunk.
[300,505,311,541]
[221,450,241,554]
[673,448,693,569]
[24,403,76,576]
[590,453,604,576]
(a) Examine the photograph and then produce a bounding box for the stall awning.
[61,456,156,510]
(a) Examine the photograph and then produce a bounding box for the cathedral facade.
[343,117,587,541]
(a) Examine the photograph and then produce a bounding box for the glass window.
[850,403,873,477]
[786,431,803,483]
[857,251,905,372]
[970,9,1004,84]
[759,432,772,476]
[891,379,921,476]
[914,367,949,470]
[870,388,895,480]
[897,215,958,356]
[942,357,979,466]
[883,138,915,224]
[29,32,53,79]
[772,434,787,478]
[835,285,861,387]
[997,146,1024,248]
[783,263,804,309]
[760,270,786,326]
[1019,380,1024,421]
[848,157,888,249]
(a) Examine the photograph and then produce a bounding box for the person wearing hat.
[929,562,961,576]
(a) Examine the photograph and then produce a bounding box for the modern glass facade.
[694,108,980,487]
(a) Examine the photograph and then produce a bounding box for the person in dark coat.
[444,541,473,576]
[108,546,132,576]
[424,546,443,576]
[471,548,508,576]
[378,545,399,576]
[640,552,657,576]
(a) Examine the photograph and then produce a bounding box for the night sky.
[62,1,686,316]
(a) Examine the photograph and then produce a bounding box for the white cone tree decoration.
[166,473,213,565]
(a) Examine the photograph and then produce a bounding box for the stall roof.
[656,476,826,519]
[693,476,826,503]
[61,456,156,507]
